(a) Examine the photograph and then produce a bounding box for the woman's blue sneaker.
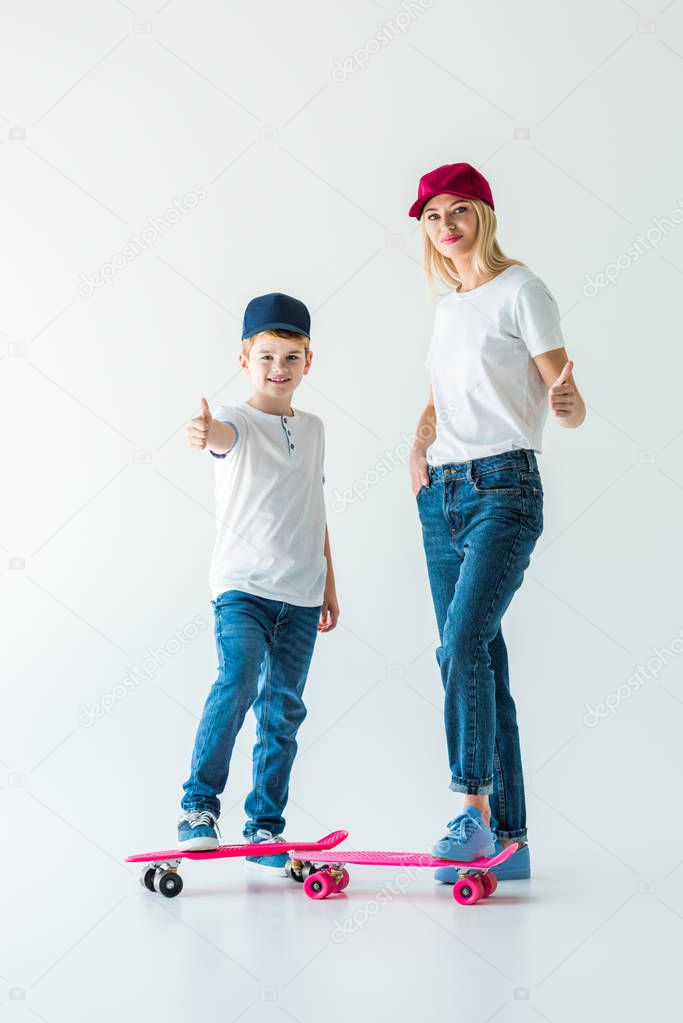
[245,829,289,876]
[177,809,220,850]
[434,839,531,883]
[431,807,496,862]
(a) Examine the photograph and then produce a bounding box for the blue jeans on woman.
[416,448,544,841]
[181,589,322,837]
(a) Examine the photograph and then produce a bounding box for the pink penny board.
[126,829,348,865]
[289,843,520,905]
[288,843,518,871]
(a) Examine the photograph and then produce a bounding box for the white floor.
[4,815,681,1022]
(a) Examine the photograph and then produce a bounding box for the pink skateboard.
[126,829,348,898]
[288,842,520,905]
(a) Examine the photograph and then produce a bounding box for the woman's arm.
[410,388,436,494]
[533,349,586,429]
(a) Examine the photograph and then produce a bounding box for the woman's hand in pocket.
[410,449,430,497]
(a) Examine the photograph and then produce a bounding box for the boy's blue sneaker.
[431,807,496,862]
[245,829,290,877]
[434,839,531,883]
[177,809,220,851]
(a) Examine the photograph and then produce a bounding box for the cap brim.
[408,189,492,219]
[242,321,310,340]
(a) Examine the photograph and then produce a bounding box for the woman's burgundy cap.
[409,162,495,219]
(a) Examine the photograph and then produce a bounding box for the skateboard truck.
[139,859,183,898]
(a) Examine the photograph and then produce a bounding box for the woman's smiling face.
[422,194,477,258]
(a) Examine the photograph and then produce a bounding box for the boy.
[178,292,339,875]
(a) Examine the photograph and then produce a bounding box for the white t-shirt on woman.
[424,264,564,465]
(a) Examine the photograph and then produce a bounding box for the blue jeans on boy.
[416,448,544,841]
[181,589,322,837]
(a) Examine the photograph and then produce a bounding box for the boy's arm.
[319,524,340,632]
[207,420,236,456]
[323,525,336,589]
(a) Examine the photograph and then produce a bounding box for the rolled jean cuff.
[495,828,527,841]
[180,803,218,815]
[449,775,493,796]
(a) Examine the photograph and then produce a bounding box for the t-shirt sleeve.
[209,404,242,459]
[513,278,565,357]
[320,421,326,486]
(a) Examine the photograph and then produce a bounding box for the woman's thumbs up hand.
[548,360,576,419]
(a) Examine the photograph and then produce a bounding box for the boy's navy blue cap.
[242,292,311,340]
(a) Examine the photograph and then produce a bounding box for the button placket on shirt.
[281,415,295,453]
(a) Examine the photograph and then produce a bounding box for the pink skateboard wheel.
[304,871,335,900]
[452,876,484,905]
[480,872,498,898]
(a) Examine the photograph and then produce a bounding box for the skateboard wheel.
[285,860,304,883]
[301,863,317,881]
[452,876,484,905]
[155,869,184,898]
[304,871,335,900]
[335,868,350,892]
[480,872,497,898]
[141,867,156,892]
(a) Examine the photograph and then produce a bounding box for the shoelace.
[181,810,222,839]
[252,828,285,844]
[442,814,479,842]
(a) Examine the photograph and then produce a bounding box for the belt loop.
[525,449,534,471]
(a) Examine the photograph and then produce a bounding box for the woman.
[409,163,585,881]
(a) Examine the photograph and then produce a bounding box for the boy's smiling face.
[240,332,312,402]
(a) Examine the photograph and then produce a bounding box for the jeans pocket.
[521,469,543,493]
[521,477,544,530]
[472,466,522,496]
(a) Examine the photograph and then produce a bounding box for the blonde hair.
[242,328,310,357]
[420,198,526,294]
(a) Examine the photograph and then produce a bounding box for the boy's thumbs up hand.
[187,397,213,450]
[548,360,576,419]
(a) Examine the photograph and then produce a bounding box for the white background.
[2,1,683,1020]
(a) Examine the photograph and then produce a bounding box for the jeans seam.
[253,650,273,825]
[493,737,506,831]
[466,516,525,783]
[189,612,225,796]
